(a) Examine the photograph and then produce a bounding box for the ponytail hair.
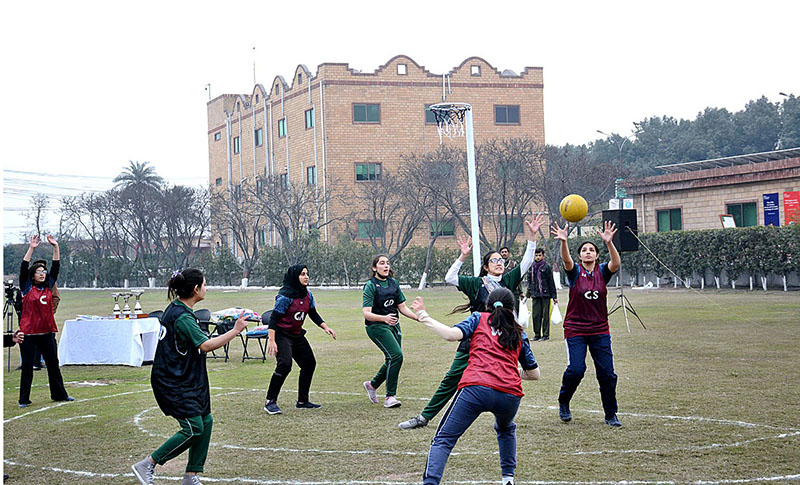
[167,268,205,301]
[486,288,522,351]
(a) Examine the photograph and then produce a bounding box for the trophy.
[122,292,132,318]
[112,293,121,318]
[131,290,144,316]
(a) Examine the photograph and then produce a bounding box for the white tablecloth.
[58,318,161,366]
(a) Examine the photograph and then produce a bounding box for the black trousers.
[266,330,316,403]
[19,333,69,405]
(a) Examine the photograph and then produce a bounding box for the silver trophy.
[131,290,144,315]
[122,292,132,318]
[111,293,121,318]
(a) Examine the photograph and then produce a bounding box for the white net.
[430,103,470,143]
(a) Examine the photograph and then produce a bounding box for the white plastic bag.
[550,303,563,326]
[517,297,530,328]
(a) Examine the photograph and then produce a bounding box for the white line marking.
[58,414,96,422]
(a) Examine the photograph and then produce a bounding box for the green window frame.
[233,136,240,154]
[355,163,381,181]
[307,166,317,185]
[353,103,380,123]
[657,208,682,232]
[256,179,264,195]
[280,173,288,189]
[424,104,437,124]
[278,118,287,138]
[215,177,222,186]
[500,216,523,236]
[726,202,757,227]
[305,108,315,129]
[430,219,455,237]
[254,128,263,147]
[358,221,384,239]
[495,105,520,124]
[214,132,221,141]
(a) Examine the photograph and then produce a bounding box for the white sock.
[502,476,514,485]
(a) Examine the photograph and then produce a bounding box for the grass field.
[3,286,800,484]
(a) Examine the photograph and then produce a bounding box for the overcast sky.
[2,0,798,244]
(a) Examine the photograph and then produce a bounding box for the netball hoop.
[429,102,481,276]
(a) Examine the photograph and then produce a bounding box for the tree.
[161,185,210,270]
[23,193,50,237]
[349,170,426,261]
[210,181,264,284]
[113,160,165,192]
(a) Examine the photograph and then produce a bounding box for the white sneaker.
[363,381,379,404]
[384,396,401,408]
[131,457,155,485]
[182,474,203,485]
[398,415,429,429]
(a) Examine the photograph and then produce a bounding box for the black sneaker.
[531,336,540,341]
[540,337,550,341]
[559,402,572,422]
[264,400,282,414]
[296,401,321,409]
[605,414,622,427]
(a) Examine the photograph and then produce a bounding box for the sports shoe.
[181,473,203,485]
[384,396,401,408]
[559,402,572,422]
[363,380,379,404]
[264,400,282,414]
[55,396,75,402]
[131,457,155,485]
[531,336,540,341]
[398,415,429,429]
[540,337,550,341]
[18,402,30,409]
[605,414,622,427]
[296,401,322,409]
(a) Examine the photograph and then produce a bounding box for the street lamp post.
[597,130,631,202]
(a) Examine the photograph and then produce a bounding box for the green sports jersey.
[457,265,522,307]
[173,302,209,353]
[362,277,406,308]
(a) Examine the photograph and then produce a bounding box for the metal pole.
[464,106,481,275]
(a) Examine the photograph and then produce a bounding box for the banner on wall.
[785,191,800,225]
[763,193,780,226]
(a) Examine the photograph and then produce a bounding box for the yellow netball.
[559,194,589,222]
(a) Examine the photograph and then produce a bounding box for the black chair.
[213,320,235,362]
[241,311,271,363]
[195,309,222,360]
[148,310,163,322]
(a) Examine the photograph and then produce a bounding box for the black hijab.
[278,264,308,299]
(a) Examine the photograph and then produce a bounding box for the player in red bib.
[551,220,622,427]
[17,234,73,408]
[412,288,539,485]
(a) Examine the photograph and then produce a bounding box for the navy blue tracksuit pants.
[558,334,618,419]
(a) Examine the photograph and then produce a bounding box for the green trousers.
[151,413,213,473]
[366,323,403,397]
[421,350,470,421]
[532,297,551,339]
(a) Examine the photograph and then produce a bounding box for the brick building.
[622,148,800,232]
[207,55,544,250]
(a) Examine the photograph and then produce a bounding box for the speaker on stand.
[601,209,645,332]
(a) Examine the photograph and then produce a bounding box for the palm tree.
[113,160,164,191]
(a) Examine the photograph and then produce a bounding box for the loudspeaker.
[601,209,639,252]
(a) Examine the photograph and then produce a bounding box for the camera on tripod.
[4,280,22,320]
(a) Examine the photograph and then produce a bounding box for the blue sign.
[763,193,780,226]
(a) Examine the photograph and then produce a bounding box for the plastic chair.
[148,310,164,322]
[195,309,222,360]
[241,311,271,363]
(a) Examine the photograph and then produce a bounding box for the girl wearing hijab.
[264,264,336,415]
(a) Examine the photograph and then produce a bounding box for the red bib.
[458,313,524,398]
[20,286,58,334]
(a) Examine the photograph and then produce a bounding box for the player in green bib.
[398,215,545,430]
[362,254,420,408]
[132,269,248,485]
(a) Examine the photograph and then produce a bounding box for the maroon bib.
[563,265,609,338]
[275,295,310,334]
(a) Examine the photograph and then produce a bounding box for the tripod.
[5,289,17,373]
[608,284,646,333]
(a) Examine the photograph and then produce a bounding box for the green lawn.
[3,287,800,484]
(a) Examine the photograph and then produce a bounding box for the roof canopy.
[656,147,800,173]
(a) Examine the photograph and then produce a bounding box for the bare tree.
[349,170,427,261]
[23,194,50,237]
[210,181,264,284]
[254,175,339,265]
[161,185,210,270]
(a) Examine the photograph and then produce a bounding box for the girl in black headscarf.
[263,264,336,415]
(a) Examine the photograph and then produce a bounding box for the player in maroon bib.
[551,220,622,427]
[412,288,539,485]
[16,234,73,408]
